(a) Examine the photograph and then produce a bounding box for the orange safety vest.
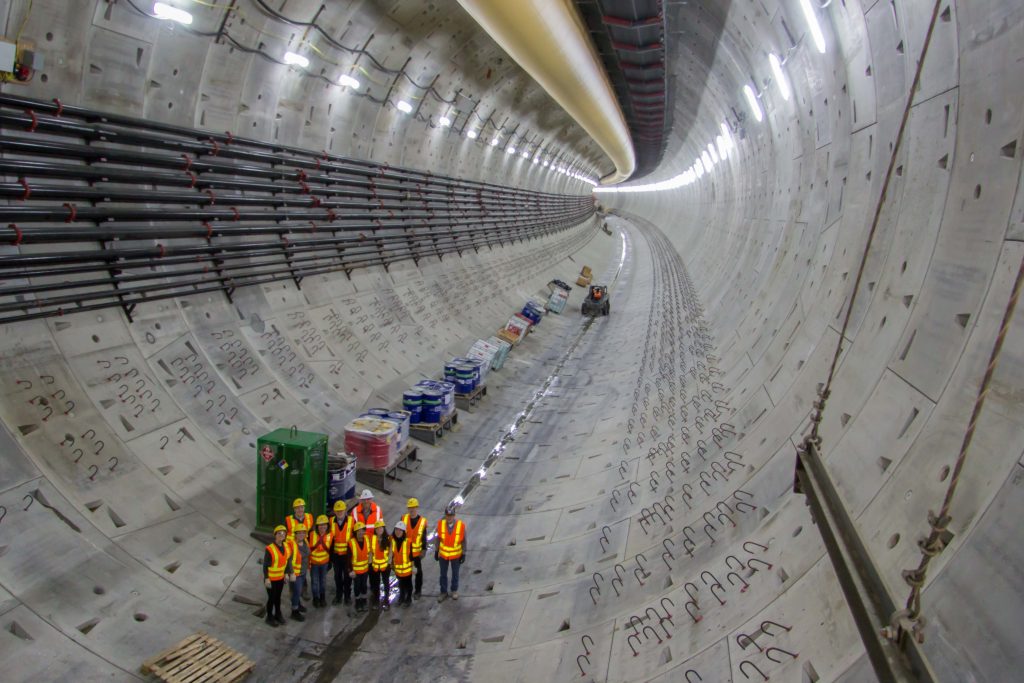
[265,542,291,581]
[309,527,333,566]
[436,519,465,560]
[351,503,384,528]
[286,513,313,539]
[331,514,353,554]
[370,533,390,571]
[286,538,308,575]
[349,535,371,574]
[402,513,428,558]
[391,536,413,577]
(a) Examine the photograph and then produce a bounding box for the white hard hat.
[395,521,406,531]
[359,489,374,500]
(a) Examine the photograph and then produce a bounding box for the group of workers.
[262,489,467,626]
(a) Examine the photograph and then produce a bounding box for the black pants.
[265,579,284,620]
[412,556,423,595]
[370,568,391,605]
[331,553,351,602]
[353,572,368,609]
[397,574,413,604]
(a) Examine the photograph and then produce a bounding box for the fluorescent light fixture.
[695,157,705,176]
[396,100,413,114]
[283,51,310,68]
[743,84,763,122]
[466,130,478,139]
[438,116,452,127]
[522,151,530,159]
[799,0,826,53]
[702,150,713,169]
[533,157,539,164]
[707,142,719,164]
[720,122,734,151]
[768,53,791,101]
[153,2,192,25]
[506,146,516,154]
[542,161,549,167]
[490,138,499,147]
[717,135,728,160]
[338,74,361,90]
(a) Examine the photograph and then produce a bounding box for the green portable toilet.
[255,427,329,535]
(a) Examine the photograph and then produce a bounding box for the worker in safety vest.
[391,521,414,608]
[369,520,391,611]
[350,489,384,528]
[348,522,372,612]
[435,503,466,602]
[401,498,428,599]
[330,500,354,605]
[263,525,292,627]
[308,515,333,608]
[285,497,313,539]
[286,527,310,621]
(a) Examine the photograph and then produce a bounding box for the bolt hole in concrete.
[209,559,220,567]
[172,536,182,543]
[939,465,951,481]
[154,322,162,330]
[986,108,992,124]
[792,526,803,538]
[45,32,53,41]
[92,335,100,343]
[133,613,148,622]
[888,533,901,549]
[93,586,105,595]
[975,184,982,199]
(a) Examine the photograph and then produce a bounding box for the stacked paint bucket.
[411,379,454,425]
[446,357,485,395]
[520,301,544,325]
[360,408,411,452]
[403,388,424,424]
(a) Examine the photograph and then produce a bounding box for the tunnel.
[0,0,1021,681]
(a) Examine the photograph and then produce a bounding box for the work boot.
[413,591,421,600]
[297,603,307,613]
[291,610,305,622]
[265,616,279,627]
[275,614,286,625]
[344,595,352,605]
[332,595,342,605]
[438,592,448,603]
[451,592,459,600]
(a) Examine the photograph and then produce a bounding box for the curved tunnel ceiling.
[0,1,1022,682]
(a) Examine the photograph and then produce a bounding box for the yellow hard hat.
[375,520,385,528]
[407,497,419,508]
[354,522,366,531]
[292,498,305,507]
[273,525,287,534]
[333,500,347,512]
[316,514,329,525]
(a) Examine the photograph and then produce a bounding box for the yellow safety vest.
[349,535,371,574]
[309,528,333,566]
[402,513,428,557]
[331,515,352,554]
[371,533,390,571]
[265,542,291,581]
[392,536,413,577]
[436,519,465,560]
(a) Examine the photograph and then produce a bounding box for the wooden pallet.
[355,443,418,494]
[141,632,254,683]
[409,411,457,445]
[454,384,487,412]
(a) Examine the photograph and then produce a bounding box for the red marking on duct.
[187,171,198,188]
[208,138,220,156]
[63,203,77,223]
[326,209,337,222]
[10,223,23,246]
[296,168,308,181]
[203,221,214,240]
[231,207,240,221]
[309,221,317,234]
[225,131,234,145]
[378,199,385,209]
[204,189,216,205]
[19,177,31,200]
[311,195,322,207]
[157,244,166,258]
[182,154,193,171]
[52,98,64,116]
[25,109,38,132]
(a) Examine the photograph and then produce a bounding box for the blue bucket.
[366,408,390,416]
[455,364,477,392]
[444,362,459,381]
[420,388,443,424]
[402,389,424,424]
[437,381,456,414]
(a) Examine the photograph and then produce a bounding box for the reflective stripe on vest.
[286,538,308,575]
[309,528,333,565]
[371,534,390,571]
[349,536,371,574]
[331,515,352,554]
[265,542,290,581]
[392,537,413,577]
[402,513,427,557]
[351,503,383,528]
[436,519,465,560]
[286,513,312,539]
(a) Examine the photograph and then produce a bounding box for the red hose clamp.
[326,209,337,222]
[208,138,220,156]
[387,210,395,218]
[315,157,321,170]
[299,181,310,194]
[224,131,234,145]
[19,177,31,200]
[308,221,317,234]
[230,207,240,221]
[52,98,64,116]
[9,223,23,246]
[358,232,367,241]
[204,189,216,205]
[63,203,77,223]
[157,243,166,258]
[187,171,198,188]
[182,154,193,171]
[310,196,322,207]
[378,199,385,209]
[203,221,214,240]
[280,234,289,245]
[25,109,38,132]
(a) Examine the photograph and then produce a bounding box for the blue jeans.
[290,574,305,610]
[439,557,461,593]
[310,564,328,601]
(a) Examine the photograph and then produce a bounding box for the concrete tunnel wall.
[0,0,1022,682]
